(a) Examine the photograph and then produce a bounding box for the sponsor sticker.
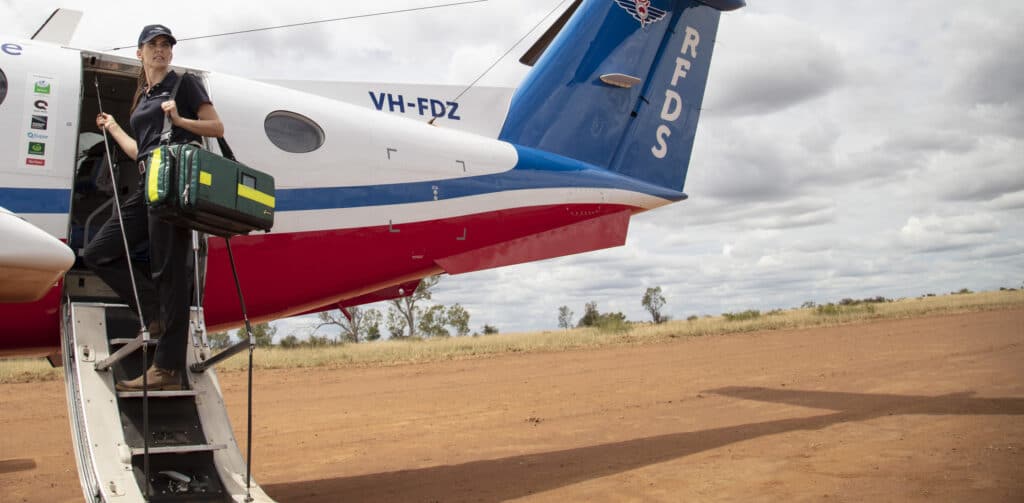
[34,80,51,94]
[31,115,48,130]
[33,99,48,111]
[28,142,46,156]
[26,158,45,167]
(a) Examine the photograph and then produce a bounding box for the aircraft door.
[0,39,81,239]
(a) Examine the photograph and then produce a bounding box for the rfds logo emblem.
[614,0,668,28]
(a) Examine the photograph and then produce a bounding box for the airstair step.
[118,390,198,399]
[110,337,158,345]
[131,444,227,456]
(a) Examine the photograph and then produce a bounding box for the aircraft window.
[0,68,7,107]
[264,110,325,153]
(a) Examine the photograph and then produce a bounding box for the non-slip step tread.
[130,444,227,456]
[117,390,198,398]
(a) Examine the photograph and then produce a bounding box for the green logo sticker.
[28,142,46,156]
[34,81,51,94]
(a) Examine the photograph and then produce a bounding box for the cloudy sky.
[2,1,1021,336]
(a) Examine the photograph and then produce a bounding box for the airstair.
[60,300,274,502]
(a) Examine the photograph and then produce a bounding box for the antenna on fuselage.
[428,0,573,126]
[107,0,489,51]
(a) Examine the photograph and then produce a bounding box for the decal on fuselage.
[1,43,22,56]
[614,0,668,28]
[368,91,461,120]
[21,74,56,169]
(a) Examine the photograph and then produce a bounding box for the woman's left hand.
[161,100,182,125]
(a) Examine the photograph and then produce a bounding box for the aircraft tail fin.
[499,0,744,192]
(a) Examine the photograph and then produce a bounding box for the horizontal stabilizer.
[0,206,74,302]
[436,210,631,275]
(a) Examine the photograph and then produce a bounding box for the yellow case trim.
[237,184,275,208]
[199,171,212,186]
[147,148,162,203]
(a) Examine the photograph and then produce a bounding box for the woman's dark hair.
[129,66,146,115]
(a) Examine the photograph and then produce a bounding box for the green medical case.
[146,143,275,237]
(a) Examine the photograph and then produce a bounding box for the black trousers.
[82,175,194,371]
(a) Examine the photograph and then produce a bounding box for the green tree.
[316,306,382,343]
[388,275,440,338]
[642,286,668,324]
[482,324,499,335]
[207,331,232,349]
[237,322,276,347]
[577,301,600,327]
[557,306,574,329]
[364,309,383,341]
[446,304,471,336]
[418,304,450,337]
[386,309,408,338]
[279,334,301,348]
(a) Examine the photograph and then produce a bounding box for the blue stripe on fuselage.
[0,188,72,214]
[0,146,686,215]
[275,145,686,211]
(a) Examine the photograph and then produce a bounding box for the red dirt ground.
[2,309,1022,502]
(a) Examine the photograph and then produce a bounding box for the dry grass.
[3,289,1022,383]
[0,358,63,384]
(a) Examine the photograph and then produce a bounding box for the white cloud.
[899,214,1001,253]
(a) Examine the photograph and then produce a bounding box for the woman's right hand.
[96,113,119,132]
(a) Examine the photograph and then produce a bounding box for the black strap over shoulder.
[216,137,237,161]
[159,72,186,146]
[158,71,238,162]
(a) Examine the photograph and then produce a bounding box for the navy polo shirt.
[130,71,212,158]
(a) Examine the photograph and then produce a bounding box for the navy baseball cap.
[138,24,177,47]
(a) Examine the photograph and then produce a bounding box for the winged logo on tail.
[613,0,669,27]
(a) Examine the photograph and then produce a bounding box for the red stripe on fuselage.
[0,203,639,351]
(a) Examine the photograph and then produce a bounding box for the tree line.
[209,275,494,347]
[557,286,670,330]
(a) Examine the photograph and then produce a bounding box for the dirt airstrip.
[2,308,1022,502]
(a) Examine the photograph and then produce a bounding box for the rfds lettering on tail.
[652,26,700,159]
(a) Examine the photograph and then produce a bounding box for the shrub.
[722,310,761,322]
[816,303,841,316]
[687,315,699,322]
[595,312,629,333]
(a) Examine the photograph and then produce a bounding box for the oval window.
[0,68,7,107]
[264,110,325,153]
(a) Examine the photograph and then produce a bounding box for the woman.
[84,24,224,391]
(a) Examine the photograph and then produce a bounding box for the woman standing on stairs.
[83,24,224,391]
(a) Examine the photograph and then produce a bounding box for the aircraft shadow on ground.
[0,458,37,474]
[264,388,1024,502]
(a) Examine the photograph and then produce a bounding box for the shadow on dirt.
[264,388,1024,502]
[0,458,37,474]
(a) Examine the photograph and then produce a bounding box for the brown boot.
[116,366,181,391]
